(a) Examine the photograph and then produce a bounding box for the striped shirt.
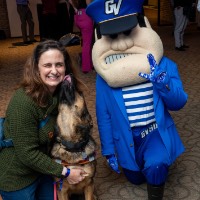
[122,82,156,127]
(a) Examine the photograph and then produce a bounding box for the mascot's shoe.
[147,184,165,200]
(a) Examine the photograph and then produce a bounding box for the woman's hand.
[66,167,88,184]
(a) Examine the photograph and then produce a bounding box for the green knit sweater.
[0,88,63,191]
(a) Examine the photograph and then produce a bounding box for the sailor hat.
[86,0,144,35]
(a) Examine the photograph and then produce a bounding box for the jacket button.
[130,144,134,147]
[165,84,170,91]
[48,132,54,139]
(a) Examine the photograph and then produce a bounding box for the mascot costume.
[86,0,188,199]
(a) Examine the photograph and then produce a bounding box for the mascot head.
[86,0,164,87]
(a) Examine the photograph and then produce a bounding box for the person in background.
[197,0,200,11]
[197,0,200,29]
[64,0,75,34]
[0,40,87,200]
[16,0,37,44]
[41,0,60,40]
[173,0,192,51]
[68,0,94,73]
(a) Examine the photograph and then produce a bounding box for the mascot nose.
[110,33,134,51]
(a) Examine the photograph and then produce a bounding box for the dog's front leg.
[84,182,96,200]
[57,189,70,200]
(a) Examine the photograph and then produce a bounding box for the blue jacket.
[96,56,188,171]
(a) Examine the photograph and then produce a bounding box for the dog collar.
[55,152,96,166]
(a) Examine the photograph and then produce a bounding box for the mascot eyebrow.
[95,13,147,39]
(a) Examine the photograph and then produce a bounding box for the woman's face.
[38,49,66,94]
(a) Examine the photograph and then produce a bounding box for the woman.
[68,0,94,73]
[0,40,86,200]
[173,0,192,51]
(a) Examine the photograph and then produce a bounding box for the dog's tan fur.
[51,76,96,200]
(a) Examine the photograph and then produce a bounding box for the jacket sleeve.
[6,92,63,178]
[154,57,188,111]
[96,75,116,156]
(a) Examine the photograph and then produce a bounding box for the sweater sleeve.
[96,75,116,156]
[5,89,63,178]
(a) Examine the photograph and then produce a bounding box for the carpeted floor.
[0,23,200,200]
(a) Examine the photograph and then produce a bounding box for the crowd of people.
[15,0,94,74]
[15,0,200,63]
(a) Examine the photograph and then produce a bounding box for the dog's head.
[59,74,76,106]
[57,74,93,148]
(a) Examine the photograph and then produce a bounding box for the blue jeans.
[0,175,54,200]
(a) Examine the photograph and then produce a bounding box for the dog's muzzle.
[58,135,90,152]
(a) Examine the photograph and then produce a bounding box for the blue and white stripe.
[122,82,156,127]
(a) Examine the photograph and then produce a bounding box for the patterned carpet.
[0,23,200,200]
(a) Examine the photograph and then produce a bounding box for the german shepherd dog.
[51,74,97,200]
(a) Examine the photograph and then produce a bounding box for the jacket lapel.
[112,88,129,125]
[153,85,159,110]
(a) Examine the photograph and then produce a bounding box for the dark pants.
[123,123,170,186]
[42,14,58,40]
[17,4,35,42]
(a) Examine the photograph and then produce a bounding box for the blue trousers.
[0,175,54,200]
[123,123,170,186]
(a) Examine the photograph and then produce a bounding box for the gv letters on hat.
[86,0,144,35]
